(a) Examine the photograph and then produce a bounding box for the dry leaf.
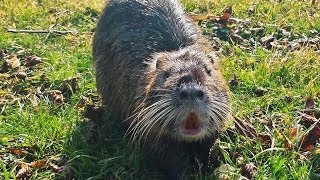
[289,125,303,139]
[11,71,27,80]
[219,6,232,26]
[254,87,269,97]
[234,117,257,140]
[305,97,315,109]
[229,74,238,87]
[60,76,80,94]
[260,35,275,48]
[30,158,48,169]
[299,121,320,151]
[25,55,42,67]
[8,147,24,155]
[49,90,64,104]
[258,132,272,148]
[76,96,90,109]
[16,162,32,179]
[83,104,104,120]
[29,94,39,107]
[241,162,257,179]
[9,54,21,69]
[248,4,257,15]
[48,163,64,173]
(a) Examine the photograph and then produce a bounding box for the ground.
[0,0,319,179]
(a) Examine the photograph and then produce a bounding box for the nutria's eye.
[205,67,211,76]
[163,71,170,79]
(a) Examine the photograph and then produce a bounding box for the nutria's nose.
[179,85,204,101]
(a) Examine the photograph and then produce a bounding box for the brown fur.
[93,0,231,178]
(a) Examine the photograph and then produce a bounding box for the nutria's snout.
[177,83,205,101]
[172,83,211,141]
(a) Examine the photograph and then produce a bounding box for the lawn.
[0,0,319,179]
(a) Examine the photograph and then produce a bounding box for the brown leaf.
[258,132,272,148]
[299,109,320,128]
[241,162,257,179]
[83,104,104,121]
[76,96,90,109]
[60,76,80,94]
[10,71,27,80]
[260,35,275,49]
[48,163,64,173]
[299,121,320,151]
[289,125,303,139]
[30,94,40,107]
[9,54,21,69]
[219,6,232,26]
[234,117,257,140]
[25,55,42,67]
[16,162,32,179]
[30,158,48,169]
[8,147,24,155]
[248,4,257,16]
[305,97,315,109]
[49,90,64,104]
[229,74,238,87]
[254,87,269,97]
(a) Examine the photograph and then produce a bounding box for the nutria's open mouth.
[181,112,202,135]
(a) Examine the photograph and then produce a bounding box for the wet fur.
[93,0,231,178]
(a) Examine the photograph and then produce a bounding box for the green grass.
[1,0,320,179]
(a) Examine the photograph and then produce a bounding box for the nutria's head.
[128,46,231,143]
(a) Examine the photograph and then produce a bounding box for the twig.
[7,29,77,35]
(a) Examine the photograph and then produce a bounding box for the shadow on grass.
[62,105,166,179]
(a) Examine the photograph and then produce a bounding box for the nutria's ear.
[155,53,169,69]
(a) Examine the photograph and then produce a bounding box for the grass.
[1,0,319,179]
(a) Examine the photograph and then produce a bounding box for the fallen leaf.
[10,71,27,80]
[48,163,64,173]
[16,162,32,179]
[219,6,232,26]
[24,55,42,67]
[30,158,48,169]
[9,54,21,69]
[289,125,303,139]
[49,90,64,104]
[305,97,315,109]
[30,94,40,107]
[241,162,257,179]
[258,132,272,148]
[214,164,236,180]
[299,121,320,151]
[7,147,24,156]
[248,4,257,16]
[60,76,80,95]
[299,109,320,128]
[83,104,104,121]
[260,35,275,49]
[76,96,90,109]
[229,74,238,87]
[234,117,257,140]
[254,87,269,97]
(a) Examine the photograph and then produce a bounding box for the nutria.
[92,0,231,178]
